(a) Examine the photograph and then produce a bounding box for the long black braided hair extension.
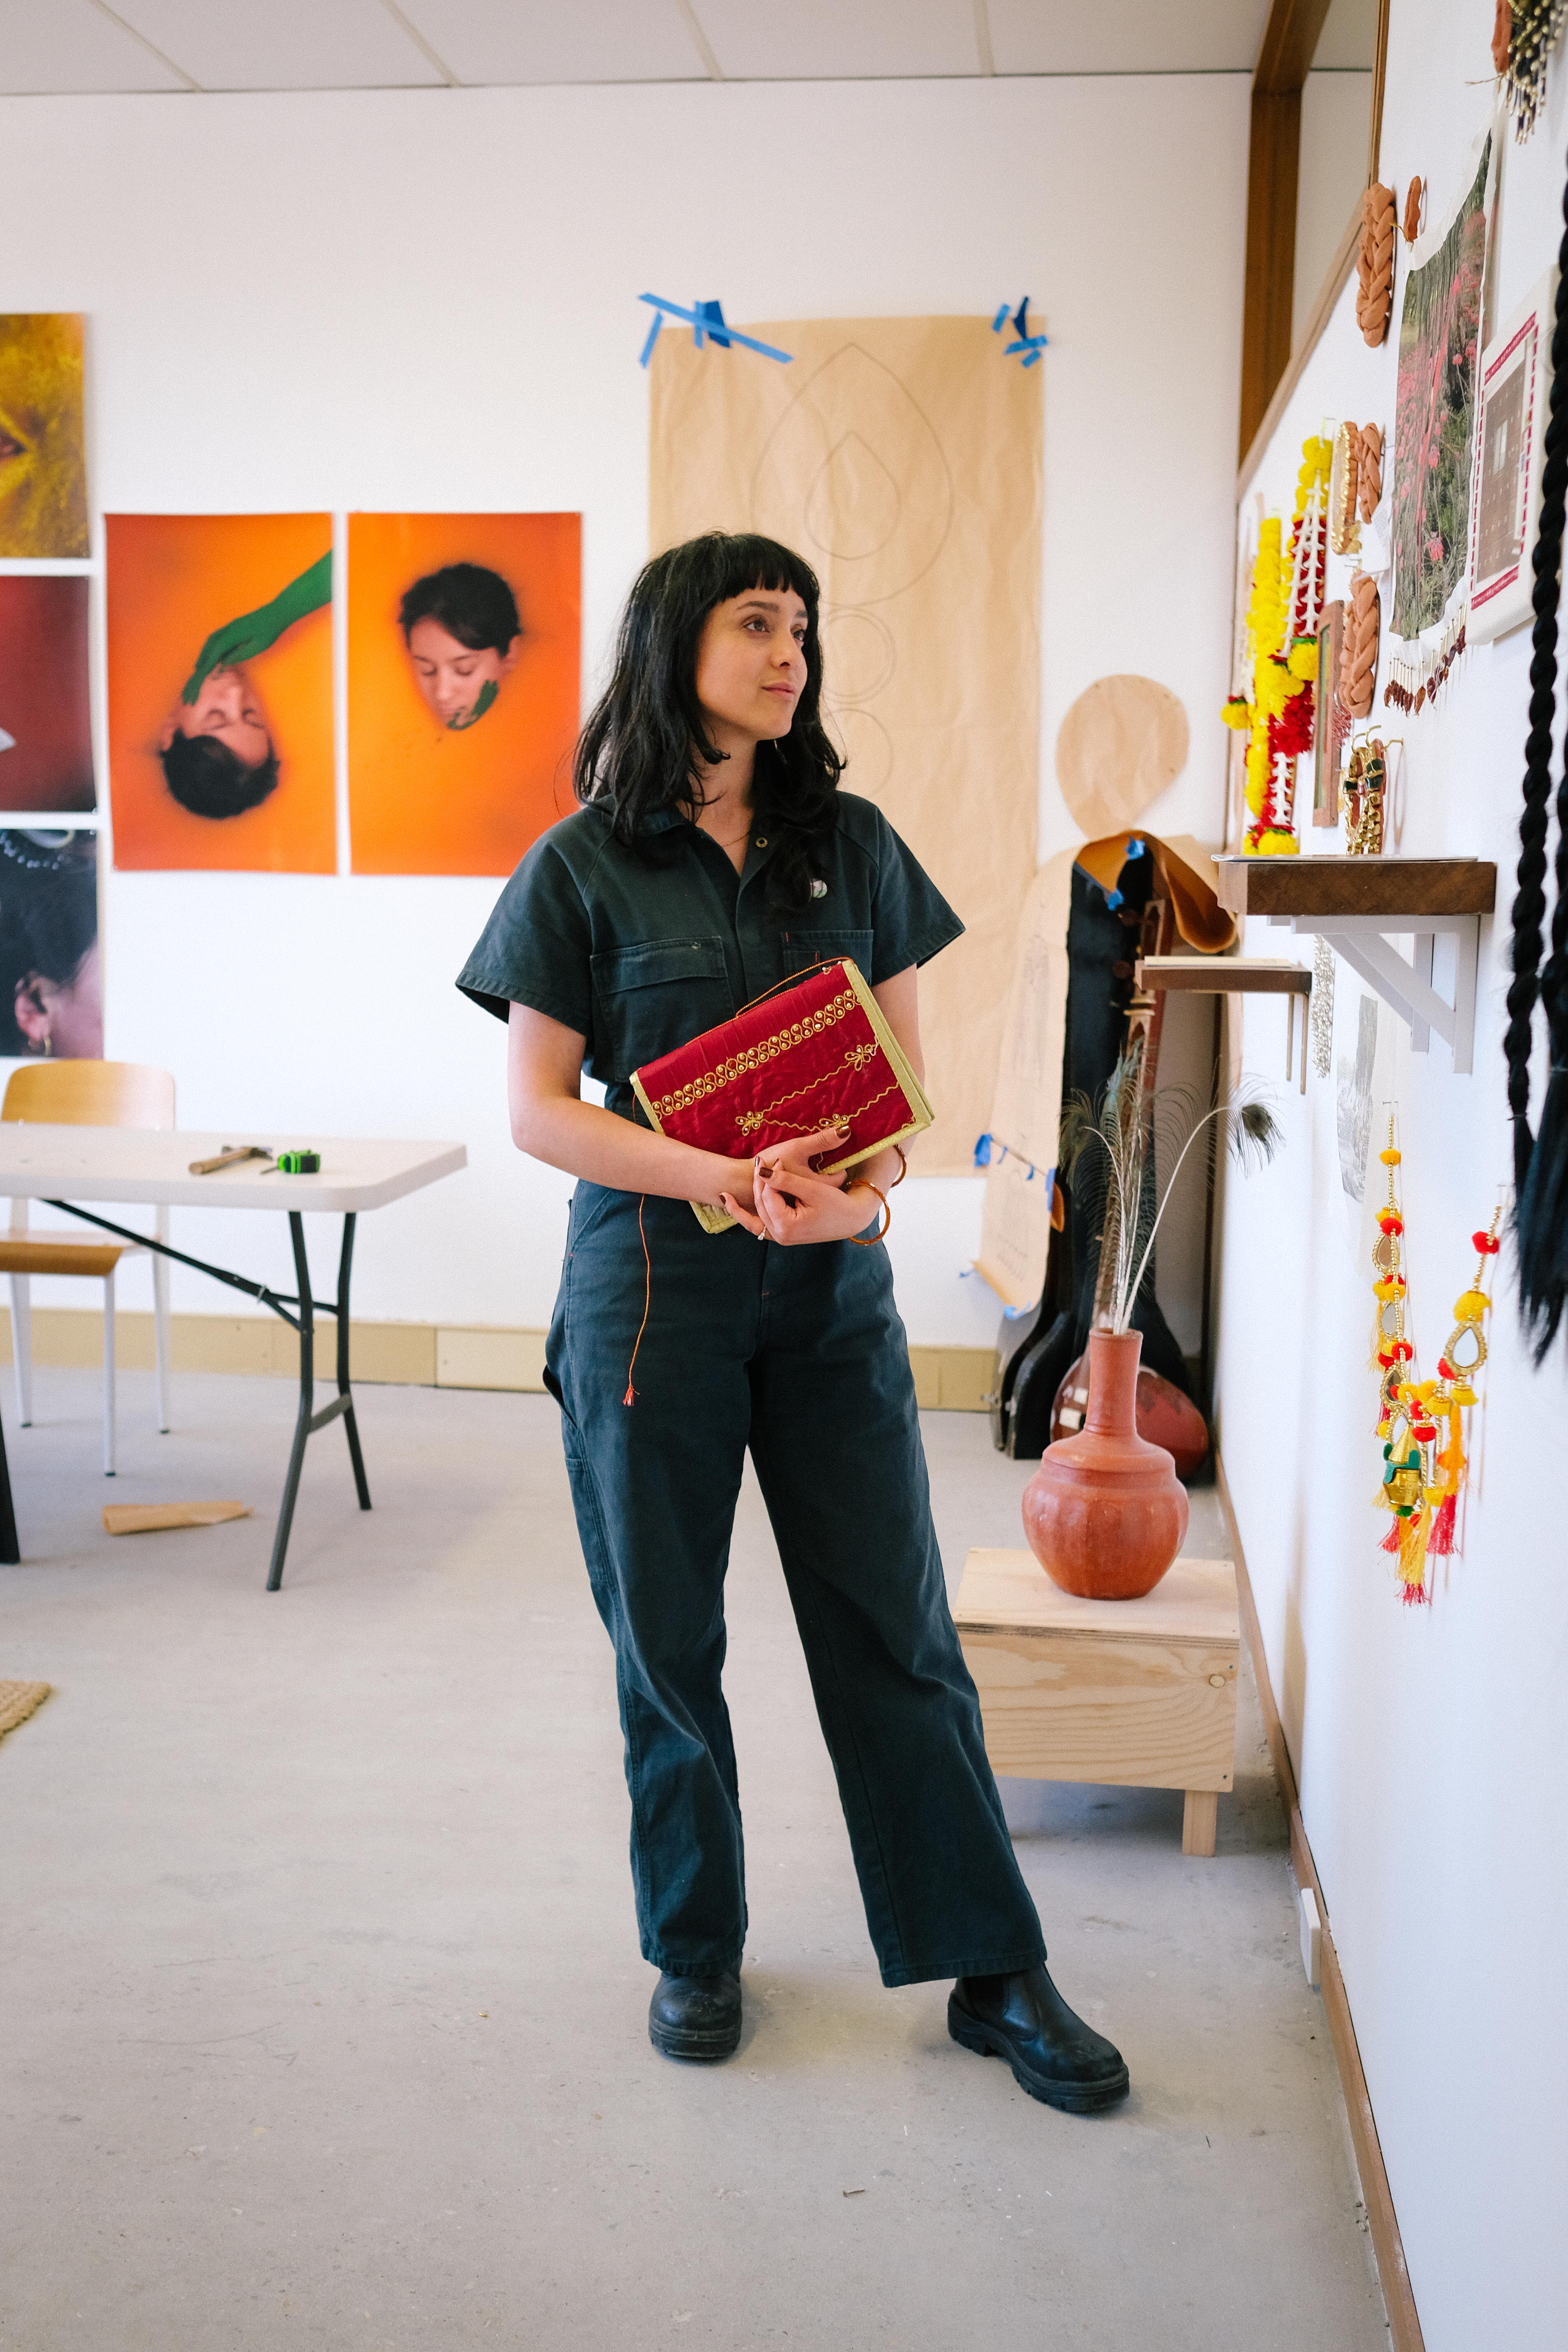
[1505,150,1568,1361]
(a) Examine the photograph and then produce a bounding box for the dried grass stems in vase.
[1058,1048,1284,1340]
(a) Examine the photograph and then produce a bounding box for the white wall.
[0,71,1247,1341]
[1217,7,1568,2343]
[1293,68,1373,350]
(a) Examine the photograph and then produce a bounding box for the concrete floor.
[0,1370,1390,2352]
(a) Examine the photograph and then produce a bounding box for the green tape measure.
[276,1150,320,1175]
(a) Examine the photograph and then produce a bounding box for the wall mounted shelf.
[1137,956,1313,1090]
[1213,857,1497,1076]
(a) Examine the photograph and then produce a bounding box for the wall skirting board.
[0,1310,995,1413]
[1214,1456,1424,2352]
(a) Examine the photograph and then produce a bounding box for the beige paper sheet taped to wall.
[975,846,1075,1306]
[650,317,1041,1173]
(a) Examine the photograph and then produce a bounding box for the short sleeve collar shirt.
[457,791,963,1108]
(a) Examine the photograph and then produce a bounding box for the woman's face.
[14,939,103,1060]
[406,618,518,728]
[693,588,810,751]
[159,666,272,769]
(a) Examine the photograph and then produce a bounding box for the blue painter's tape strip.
[1022,350,1043,369]
[638,310,664,368]
[637,292,792,365]
[992,304,1010,333]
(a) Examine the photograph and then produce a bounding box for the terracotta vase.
[1021,1328,1188,1600]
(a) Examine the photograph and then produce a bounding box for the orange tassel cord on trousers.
[623,1195,651,1406]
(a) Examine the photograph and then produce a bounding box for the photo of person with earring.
[0,829,101,1059]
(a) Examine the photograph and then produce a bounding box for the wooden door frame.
[1238,0,1392,469]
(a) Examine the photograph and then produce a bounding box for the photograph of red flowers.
[1392,136,1492,642]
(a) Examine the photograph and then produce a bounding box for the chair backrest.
[2,1059,176,1132]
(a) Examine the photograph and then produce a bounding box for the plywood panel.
[955,1548,1240,1791]
[961,1624,1238,1789]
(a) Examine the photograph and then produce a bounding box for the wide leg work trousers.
[545,1184,1047,1988]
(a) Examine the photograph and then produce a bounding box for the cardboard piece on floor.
[0,1679,51,1739]
[103,1501,252,1536]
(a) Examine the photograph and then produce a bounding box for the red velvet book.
[631,959,933,1232]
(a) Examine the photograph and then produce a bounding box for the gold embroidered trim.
[650,986,859,1118]
[735,1045,886,1136]
[737,1079,903,1144]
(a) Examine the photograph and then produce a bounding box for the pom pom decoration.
[1356,183,1398,346]
[1369,1150,1501,1599]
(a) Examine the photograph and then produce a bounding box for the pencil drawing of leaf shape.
[750,342,953,606]
[805,434,900,558]
[821,605,896,703]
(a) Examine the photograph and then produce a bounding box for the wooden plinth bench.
[953,1550,1241,1856]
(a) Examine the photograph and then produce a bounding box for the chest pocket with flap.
[590,935,735,1077]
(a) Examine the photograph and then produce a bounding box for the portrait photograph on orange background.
[106,512,335,873]
[348,512,580,875]
[0,576,95,812]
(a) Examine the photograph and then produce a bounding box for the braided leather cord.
[1504,159,1568,1191]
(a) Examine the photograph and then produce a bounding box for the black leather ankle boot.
[648,1970,742,2061]
[948,1966,1129,2112]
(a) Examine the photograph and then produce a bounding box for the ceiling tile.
[1313,0,1378,72]
[0,0,188,93]
[695,0,979,82]
[110,0,444,91]
[987,0,1272,76]
[399,0,707,84]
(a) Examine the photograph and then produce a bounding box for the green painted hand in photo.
[182,549,333,704]
[446,676,499,731]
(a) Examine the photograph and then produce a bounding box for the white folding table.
[0,1128,466,1590]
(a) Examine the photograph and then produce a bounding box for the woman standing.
[458,533,1127,2114]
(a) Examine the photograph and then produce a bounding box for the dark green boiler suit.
[459,794,1046,1987]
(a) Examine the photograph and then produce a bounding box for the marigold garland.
[1222,436,1330,853]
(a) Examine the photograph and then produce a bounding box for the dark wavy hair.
[160,731,279,820]
[0,833,96,1055]
[398,563,521,653]
[573,532,843,909]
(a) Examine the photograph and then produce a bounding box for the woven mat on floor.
[0,1681,51,1740]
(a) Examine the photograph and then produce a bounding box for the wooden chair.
[0,1061,175,1474]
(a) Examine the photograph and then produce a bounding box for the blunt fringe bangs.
[573,532,843,909]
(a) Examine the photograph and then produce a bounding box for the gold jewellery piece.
[649,987,858,1118]
[849,1182,891,1247]
[1341,738,1386,854]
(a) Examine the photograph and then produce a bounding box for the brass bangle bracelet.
[848,1181,891,1246]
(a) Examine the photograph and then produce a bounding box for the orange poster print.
[347,513,580,875]
[106,513,335,873]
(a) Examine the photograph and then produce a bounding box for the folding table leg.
[103,1268,117,1476]
[10,1273,33,1426]
[267,1216,315,1593]
[152,1210,171,1434]
[337,1213,371,1512]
